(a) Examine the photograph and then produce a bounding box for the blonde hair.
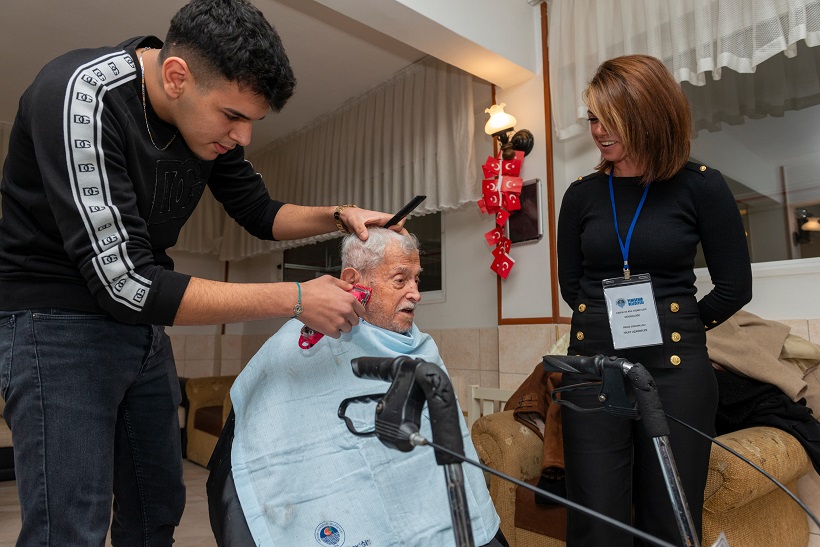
[584,55,692,184]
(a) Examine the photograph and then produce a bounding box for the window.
[283,212,442,293]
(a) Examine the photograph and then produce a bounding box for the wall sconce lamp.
[793,208,820,245]
[484,103,534,160]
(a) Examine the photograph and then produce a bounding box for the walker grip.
[349,356,465,464]
[351,356,401,382]
[542,354,639,419]
[542,354,603,376]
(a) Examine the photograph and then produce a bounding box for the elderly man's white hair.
[341,228,420,275]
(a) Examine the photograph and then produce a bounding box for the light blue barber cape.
[231,319,500,547]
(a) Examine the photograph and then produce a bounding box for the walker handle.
[351,356,402,382]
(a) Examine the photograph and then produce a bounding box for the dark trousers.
[561,296,716,546]
[0,309,185,546]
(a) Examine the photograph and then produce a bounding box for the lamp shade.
[484,103,517,136]
[802,217,820,231]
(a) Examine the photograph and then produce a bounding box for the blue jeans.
[0,309,185,546]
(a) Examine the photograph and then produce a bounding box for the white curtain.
[548,0,820,140]
[174,187,225,255]
[176,56,478,261]
[684,39,820,131]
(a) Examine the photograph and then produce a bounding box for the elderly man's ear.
[340,267,362,285]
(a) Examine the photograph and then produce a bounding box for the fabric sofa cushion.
[0,398,12,448]
[0,399,14,482]
[194,405,224,438]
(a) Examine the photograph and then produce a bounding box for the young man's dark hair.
[162,0,296,112]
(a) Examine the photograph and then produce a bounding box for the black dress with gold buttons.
[556,162,752,546]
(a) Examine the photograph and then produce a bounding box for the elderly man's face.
[362,243,422,333]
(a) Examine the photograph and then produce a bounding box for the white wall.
[550,134,600,318]
[493,55,555,320]
[695,258,820,320]
[413,205,499,330]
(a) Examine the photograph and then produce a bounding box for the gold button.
[671,332,681,342]
[670,355,681,366]
[576,331,585,341]
[699,165,706,172]
[670,302,680,312]
[712,320,717,324]
[578,303,587,312]
[577,176,583,180]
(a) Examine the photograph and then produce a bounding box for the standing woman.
[556,55,752,546]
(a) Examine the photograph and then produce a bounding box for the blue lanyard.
[608,171,650,280]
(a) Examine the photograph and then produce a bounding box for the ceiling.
[0,0,426,155]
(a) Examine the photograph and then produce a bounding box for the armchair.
[185,375,236,468]
[471,410,812,547]
[0,398,14,481]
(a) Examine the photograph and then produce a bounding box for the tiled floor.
[0,460,216,547]
[0,461,818,546]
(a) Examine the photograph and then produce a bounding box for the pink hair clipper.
[298,284,371,349]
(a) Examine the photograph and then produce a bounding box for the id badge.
[602,273,662,349]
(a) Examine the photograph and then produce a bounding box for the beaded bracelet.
[291,281,303,318]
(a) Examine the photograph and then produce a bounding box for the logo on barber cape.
[315,521,345,545]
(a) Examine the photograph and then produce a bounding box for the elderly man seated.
[209,228,506,547]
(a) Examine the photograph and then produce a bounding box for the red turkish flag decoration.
[500,151,524,176]
[482,179,500,193]
[484,227,504,247]
[503,192,521,211]
[477,147,527,278]
[490,252,515,279]
[482,179,503,211]
[484,191,502,209]
[482,157,502,178]
[500,176,523,194]
[495,209,510,227]
[496,236,511,255]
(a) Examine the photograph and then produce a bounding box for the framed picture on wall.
[507,178,543,244]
